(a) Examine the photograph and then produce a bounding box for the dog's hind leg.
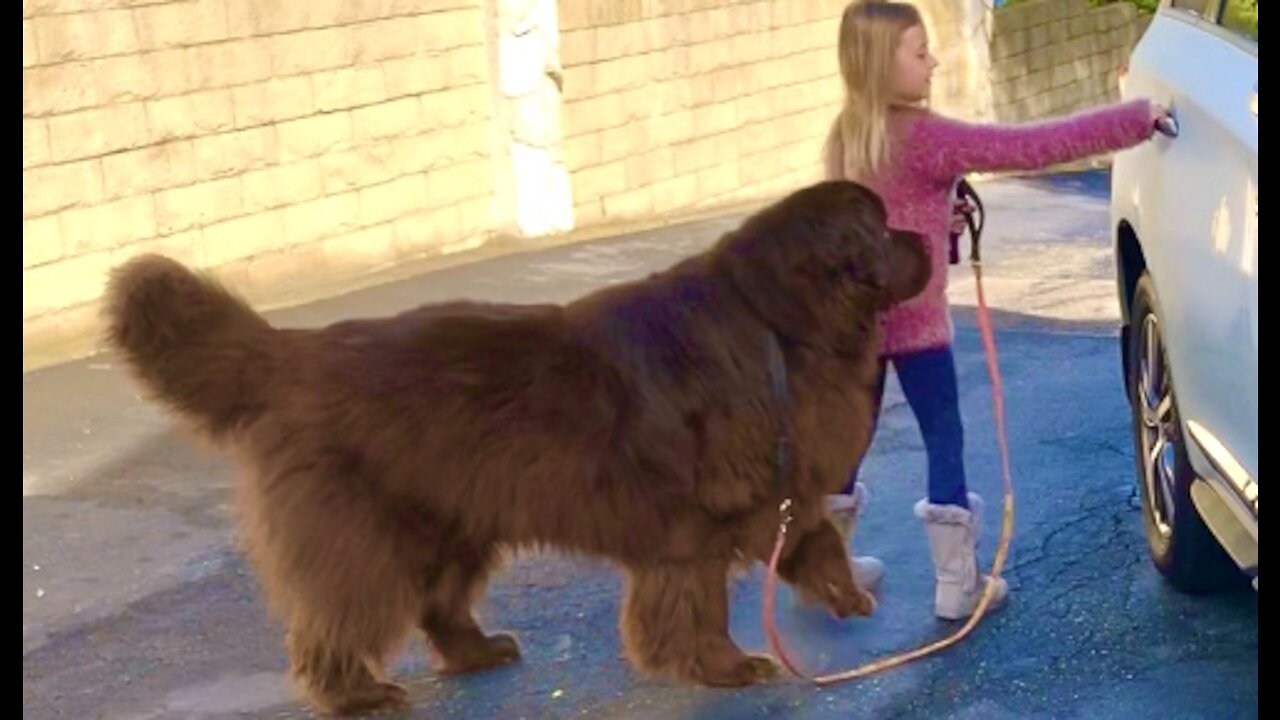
[419,542,521,674]
[286,618,410,717]
[621,560,778,687]
[247,459,418,716]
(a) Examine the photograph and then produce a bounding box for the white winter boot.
[914,493,1008,620]
[824,481,884,592]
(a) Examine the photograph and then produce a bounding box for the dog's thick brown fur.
[103,180,929,716]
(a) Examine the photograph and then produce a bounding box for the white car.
[1111,0,1257,592]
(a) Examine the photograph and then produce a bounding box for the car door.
[1122,0,1258,494]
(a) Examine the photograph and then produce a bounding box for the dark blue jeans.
[842,345,970,508]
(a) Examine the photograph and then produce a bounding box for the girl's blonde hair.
[824,1,924,182]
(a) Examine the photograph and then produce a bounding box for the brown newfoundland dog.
[103,180,928,716]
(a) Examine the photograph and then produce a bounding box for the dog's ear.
[717,229,821,339]
[881,228,930,305]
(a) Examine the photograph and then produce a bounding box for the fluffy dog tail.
[103,253,276,438]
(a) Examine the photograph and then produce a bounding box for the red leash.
[762,182,1015,684]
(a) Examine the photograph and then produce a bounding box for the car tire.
[1127,274,1240,593]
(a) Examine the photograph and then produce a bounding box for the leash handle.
[949,178,986,265]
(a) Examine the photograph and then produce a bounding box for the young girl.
[823,0,1167,620]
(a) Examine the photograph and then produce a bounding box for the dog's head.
[715,180,929,350]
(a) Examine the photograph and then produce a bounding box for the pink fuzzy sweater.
[846,100,1155,356]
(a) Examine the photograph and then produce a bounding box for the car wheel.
[1127,274,1240,593]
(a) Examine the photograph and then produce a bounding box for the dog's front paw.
[795,576,876,619]
[701,654,779,687]
[316,681,409,717]
[440,632,522,674]
[481,632,522,666]
[826,581,877,618]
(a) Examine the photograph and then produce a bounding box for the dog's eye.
[827,262,863,287]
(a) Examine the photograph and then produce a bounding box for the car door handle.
[1154,112,1179,138]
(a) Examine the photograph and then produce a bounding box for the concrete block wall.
[555,0,989,228]
[988,0,1150,122]
[556,0,846,227]
[23,0,498,367]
